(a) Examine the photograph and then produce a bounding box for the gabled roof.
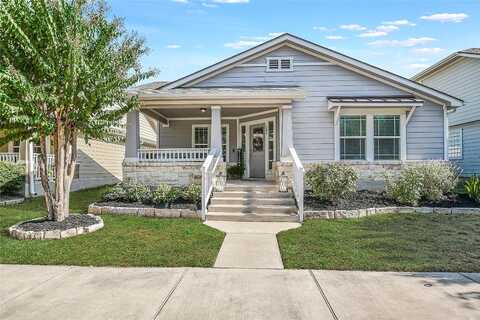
[412,48,480,81]
[159,33,462,107]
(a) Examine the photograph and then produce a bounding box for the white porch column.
[211,106,222,154]
[125,110,140,161]
[281,105,293,159]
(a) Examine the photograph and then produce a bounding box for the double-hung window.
[192,125,229,162]
[340,115,366,160]
[448,128,463,160]
[374,115,400,160]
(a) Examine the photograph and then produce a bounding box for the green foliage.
[464,176,480,203]
[0,0,156,145]
[152,184,180,207]
[306,163,358,202]
[102,182,151,203]
[227,165,243,179]
[385,162,459,206]
[183,184,201,204]
[0,161,24,195]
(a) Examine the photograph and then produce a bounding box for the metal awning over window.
[327,96,424,109]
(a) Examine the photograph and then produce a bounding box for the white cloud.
[412,47,445,55]
[376,25,399,32]
[326,35,345,40]
[368,37,436,47]
[213,0,249,3]
[339,24,367,31]
[313,26,335,32]
[202,2,218,7]
[383,19,416,26]
[166,44,181,49]
[359,31,388,38]
[224,33,281,50]
[172,0,189,3]
[420,13,468,23]
[408,63,430,69]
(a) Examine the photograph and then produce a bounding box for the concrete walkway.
[1,265,479,320]
[205,221,301,269]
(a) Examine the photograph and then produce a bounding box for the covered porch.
[124,87,306,184]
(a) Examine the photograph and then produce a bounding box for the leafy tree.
[0,0,155,221]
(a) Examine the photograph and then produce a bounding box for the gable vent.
[267,57,293,72]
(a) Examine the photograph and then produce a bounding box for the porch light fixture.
[200,107,207,113]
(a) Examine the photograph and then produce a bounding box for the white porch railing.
[137,148,209,162]
[33,154,55,181]
[201,148,223,220]
[0,153,19,163]
[289,147,305,222]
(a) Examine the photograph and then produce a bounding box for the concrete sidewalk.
[1,264,479,320]
[206,221,300,269]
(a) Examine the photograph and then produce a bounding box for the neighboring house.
[413,48,480,176]
[0,110,158,197]
[124,33,462,221]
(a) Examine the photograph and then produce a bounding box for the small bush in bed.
[386,162,459,206]
[102,182,152,203]
[0,161,25,195]
[152,183,181,207]
[464,176,480,203]
[306,163,358,202]
[183,184,201,205]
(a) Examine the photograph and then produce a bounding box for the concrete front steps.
[206,181,299,222]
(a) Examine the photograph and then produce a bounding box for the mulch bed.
[305,190,479,211]
[19,214,98,232]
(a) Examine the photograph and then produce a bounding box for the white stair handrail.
[201,148,222,220]
[289,147,305,222]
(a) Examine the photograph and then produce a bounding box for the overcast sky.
[108,0,479,82]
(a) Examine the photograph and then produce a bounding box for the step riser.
[206,214,298,223]
[211,199,296,206]
[208,206,297,214]
[214,192,292,199]
[224,187,279,192]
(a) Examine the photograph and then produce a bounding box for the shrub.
[306,163,358,202]
[464,176,480,203]
[102,182,151,203]
[227,165,243,179]
[0,161,24,195]
[152,183,180,206]
[183,184,201,204]
[385,162,459,206]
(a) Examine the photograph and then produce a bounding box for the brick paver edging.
[305,206,480,219]
[88,203,200,219]
[9,214,104,240]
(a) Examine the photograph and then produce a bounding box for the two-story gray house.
[413,48,480,176]
[123,33,462,222]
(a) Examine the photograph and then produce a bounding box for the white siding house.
[413,48,480,176]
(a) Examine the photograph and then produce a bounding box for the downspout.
[443,105,449,161]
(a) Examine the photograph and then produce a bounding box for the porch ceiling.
[143,107,278,119]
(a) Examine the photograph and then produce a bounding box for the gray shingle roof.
[459,48,480,55]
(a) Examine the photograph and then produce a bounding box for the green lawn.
[278,213,480,272]
[0,186,224,267]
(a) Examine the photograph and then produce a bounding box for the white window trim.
[448,127,463,160]
[191,124,229,162]
[334,108,408,162]
[339,116,367,160]
[266,57,294,72]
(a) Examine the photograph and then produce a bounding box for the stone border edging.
[305,206,480,219]
[88,203,200,219]
[0,197,24,206]
[9,214,104,240]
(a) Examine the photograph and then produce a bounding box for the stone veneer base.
[305,206,480,219]
[9,214,104,240]
[88,203,200,219]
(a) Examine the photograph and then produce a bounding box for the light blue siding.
[451,122,480,176]
[191,46,446,162]
[419,57,480,174]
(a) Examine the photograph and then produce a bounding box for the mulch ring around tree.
[305,190,480,211]
[9,214,104,240]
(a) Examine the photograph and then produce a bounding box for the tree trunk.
[41,120,77,222]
